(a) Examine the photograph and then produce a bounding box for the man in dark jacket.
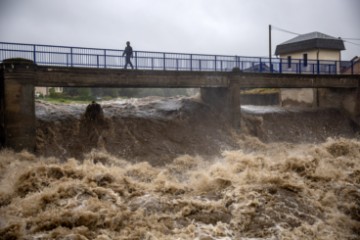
[122,41,134,69]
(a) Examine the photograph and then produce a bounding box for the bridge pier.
[0,59,36,152]
[200,81,241,128]
[355,83,360,118]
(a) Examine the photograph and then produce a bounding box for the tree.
[63,87,80,97]
[78,88,91,100]
[49,87,56,97]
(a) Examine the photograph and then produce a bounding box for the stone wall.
[280,88,314,107]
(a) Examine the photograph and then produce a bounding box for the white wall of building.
[280,49,341,61]
[279,49,342,107]
[35,87,63,97]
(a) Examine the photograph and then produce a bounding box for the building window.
[287,56,292,68]
[303,53,308,67]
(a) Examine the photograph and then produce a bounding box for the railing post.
[334,61,337,74]
[279,58,282,73]
[135,51,138,70]
[97,55,99,68]
[163,53,166,71]
[199,60,202,71]
[104,50,107,68]
[299,59,302,74]
[317,60,320,75]
[221,60,223,72]
[259,58,262,73]
[33,45,36,64]
[70,47,73,67]
[190,54,193,71]
[151,57,154,70]
[214,56,217,72]
[296,63,298,74]
[351,59,354,75]
[176,59,179,71]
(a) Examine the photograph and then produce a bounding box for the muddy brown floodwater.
[0,96,359,239]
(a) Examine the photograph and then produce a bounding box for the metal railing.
[0,42,356,75]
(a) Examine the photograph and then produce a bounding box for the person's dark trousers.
[125,56,134,69]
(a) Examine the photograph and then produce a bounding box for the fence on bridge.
[0,42,356,75]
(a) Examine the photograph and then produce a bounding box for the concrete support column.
[312,88,319,107]
[229,82,241,128]
[0,68,4,147]
[0,59,36,151]
[200,82,241,128]
[355,84,360,118]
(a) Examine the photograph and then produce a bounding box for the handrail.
[0,42,355,75]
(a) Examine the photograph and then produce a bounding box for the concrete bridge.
[1,42,360,152]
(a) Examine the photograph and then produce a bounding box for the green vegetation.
[241,88,279,95]
[37,97,92,104]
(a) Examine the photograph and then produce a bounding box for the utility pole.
[269,24,272,72]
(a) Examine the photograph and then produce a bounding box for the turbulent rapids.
[0,96,360,239]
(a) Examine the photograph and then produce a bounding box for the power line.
[270,25,360,51]
[272,26,360,43]
[271,25,301,36]
[342,38,360,41]
[343,40,360,47]
[272,26,360,47]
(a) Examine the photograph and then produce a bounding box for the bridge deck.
[36,66,360,88]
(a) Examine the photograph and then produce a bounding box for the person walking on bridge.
[122,41,134,69]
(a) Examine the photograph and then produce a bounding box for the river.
[0,96,359,239]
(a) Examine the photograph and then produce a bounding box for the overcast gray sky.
[1,0,359,60]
